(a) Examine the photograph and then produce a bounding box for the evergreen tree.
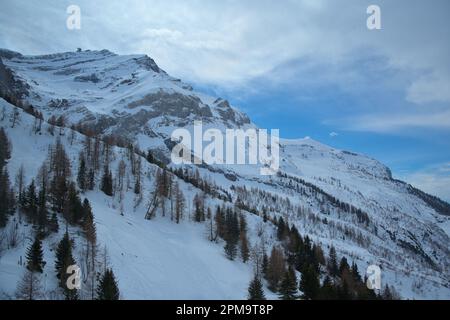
[87,169,95,190]
[0,167,15,227]
[37,187,48,235]
[327,245,338,277]
[64,182,84,224]
[319,276,337,300]
[278,266,298,300]
[277,216,287,241]
[15,164,26,207]
[240,232,250,263]
[83,199,96,244]
[55,232,75,280]
[97,268,120,300]
[338,278,352,300]
[26,236,45,273]
[382,284,393,300]
[299,264,320,300]
[49,212,59,233]
[262,252,269,278]
[351,261,361,282]
[77,154,87,191]
[339,256,350,276]
[23,180,38,223]
[215,206,226,239]
[0,127,12,169]
[100,165,113,196]
[247,275,266,300]
[193,193,205,222]
[239,214,250,263]
[224,239,237,261]
[223,210,239,260]
[55,232,79,300]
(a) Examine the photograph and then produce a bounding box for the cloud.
[406,72,450,104]
[332,110,450,133]
[1,0,449,104]
[401,163,450,202]
[329,132,339,137]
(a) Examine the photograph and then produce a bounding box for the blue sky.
[1,0,449,200]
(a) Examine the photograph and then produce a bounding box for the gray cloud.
[0,0,449,121]
[401,163,450,202]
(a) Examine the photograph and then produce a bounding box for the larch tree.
[16,269,44,300]
[266,246,286,292]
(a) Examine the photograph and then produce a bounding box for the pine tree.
[49,212,59,233]
[193,193,205,222]
[25,236,45,273]
[351,261,361,282]
[87,168,95,190]
[382,284,393,300]
[319,275,337,300]
[240,232,250,263]
[224,239,237,260]
[262,252,269,278]
[0,127,12,169]
[299,264,320,300]
[239,214,250,263]
[277,216,287,241]
[339,256,350,276]
[97,268,120,300]
[23,180,38,223]
[82,198,97,300]
[15,164,25,207]
[77,154,87,191]
[55,232,75,280]
[37,187,48,235]
[278,266,298,300]
[55,232,79,299]
[224,210,239,260]
[247,275,266,300]
[64,182,84,224]
[0,167,15,227]
[327,245,338,277]
[100,165,113,196]
[215,206,225,239]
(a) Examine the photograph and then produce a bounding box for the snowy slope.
[0,99,277,299]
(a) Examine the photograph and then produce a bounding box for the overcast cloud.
[1,0,449,105]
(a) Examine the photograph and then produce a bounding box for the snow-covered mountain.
[0,48,449,299]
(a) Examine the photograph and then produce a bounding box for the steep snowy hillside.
[0,99,272,299]
[0,48,449,299]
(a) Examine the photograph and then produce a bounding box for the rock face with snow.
[0,50,250,142]
[0,49,449,299]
